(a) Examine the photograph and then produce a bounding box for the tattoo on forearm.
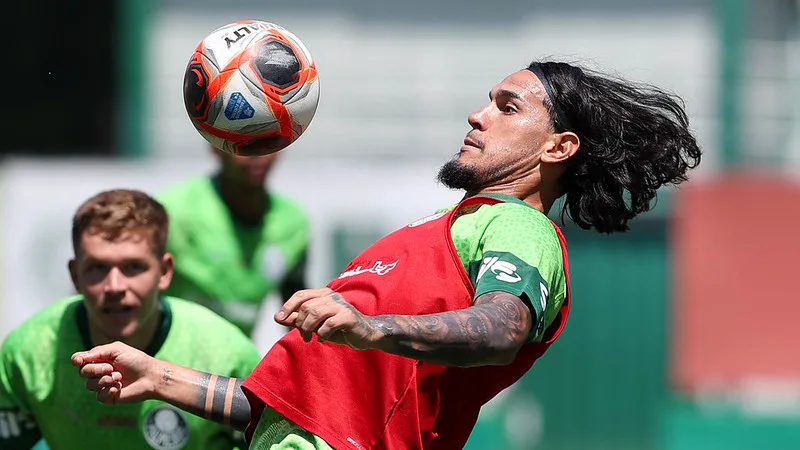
[371,292,532,367]
[331,292,380,340]
[193,374,251,430]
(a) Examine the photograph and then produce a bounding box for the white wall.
[146,9,718,173]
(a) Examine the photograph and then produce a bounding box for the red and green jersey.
[0,296,261,450]
[159,176,310,336]
[246,194,570,449]
[446,193,567,341]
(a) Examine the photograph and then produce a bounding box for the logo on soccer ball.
[142,406,189,450]
[224,92,255,120]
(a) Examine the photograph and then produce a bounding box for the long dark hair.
[529,61,702,234]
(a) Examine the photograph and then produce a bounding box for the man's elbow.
[472,333,528,367]
[490,341,526,366]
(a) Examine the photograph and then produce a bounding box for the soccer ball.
[182,20,320,156]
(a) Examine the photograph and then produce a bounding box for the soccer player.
[158,147,309,337]
[0,190,261,450]
[73,60,702,449]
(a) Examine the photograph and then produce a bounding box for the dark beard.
[436,158,483,192]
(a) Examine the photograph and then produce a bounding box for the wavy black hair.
[529,61,702,234]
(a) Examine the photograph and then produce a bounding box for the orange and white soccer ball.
[182,20,320,156]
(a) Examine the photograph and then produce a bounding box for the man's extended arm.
[156,363,251,430]
[72,345,251,431]
[280,288,533,368]
[367,291,532,367]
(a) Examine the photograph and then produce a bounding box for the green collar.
[76,296,172,356]
[471,193,533,208]
[210,174,271,228]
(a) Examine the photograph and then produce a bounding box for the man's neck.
[215,175,268,225]
[89,309,162,351]
[473,186,555,215]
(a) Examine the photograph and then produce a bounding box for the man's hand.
[73,342,251,430]
[71,341,158,406]
[275,288,380,350]
[276,289,533,368]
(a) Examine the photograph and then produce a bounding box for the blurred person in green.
[158,145,310,338]
[0,189,260,450]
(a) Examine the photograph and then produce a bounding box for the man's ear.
[68,259,79,292]
[158,253,175,291]
[542,132,580,164]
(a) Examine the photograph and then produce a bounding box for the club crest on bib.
[143,406,189,450]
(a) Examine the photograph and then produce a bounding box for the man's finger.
[317,312,350,341]
[285,312,299,323]
[296,302,340,336]
[292,297,333,330]
[71,343,122,366]
[79,363,115,379]
[299,328,314,343]
[291,297,321,330]
[96,386,121,406]
[276,288,331,324]
[85,374,119,393]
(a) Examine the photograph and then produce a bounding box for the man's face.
[69,230,173,341]
[217,147,280,188]
[438,69,556,191]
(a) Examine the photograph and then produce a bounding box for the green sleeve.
[220,323,261,378]
[227,330,262,450]
[234,337,263,378]
[250,406,334,449]
[464,205,566,342]
[0,337,42,448]
[194,314,261,450]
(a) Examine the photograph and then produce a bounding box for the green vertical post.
[718,0,746,168]
[116,0,152,158]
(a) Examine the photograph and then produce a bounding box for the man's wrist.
[365,315,393,352]
[149,359,169,401]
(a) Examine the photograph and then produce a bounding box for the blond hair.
[71,189,169,256]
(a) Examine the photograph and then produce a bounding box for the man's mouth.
[101,305,136,317]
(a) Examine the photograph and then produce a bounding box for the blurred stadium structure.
[4,0,800,449]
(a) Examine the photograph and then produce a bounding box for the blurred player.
[158,146,310,338]
[0,190,260,450]
[73,60,702,449]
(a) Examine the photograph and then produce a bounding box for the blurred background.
[3,0,800,448]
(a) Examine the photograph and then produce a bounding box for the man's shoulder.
[2,296,82,360]
[158,177,213,207]
[268,193,309,222]
[165,296,229,321]
[455,197,557,238]
[160,297,260,371]
[164,297,252,339]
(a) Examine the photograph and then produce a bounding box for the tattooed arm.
[155,364,251,430]
[368,291,532,367]
[72,343,251,431]
[278,288,533,368]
